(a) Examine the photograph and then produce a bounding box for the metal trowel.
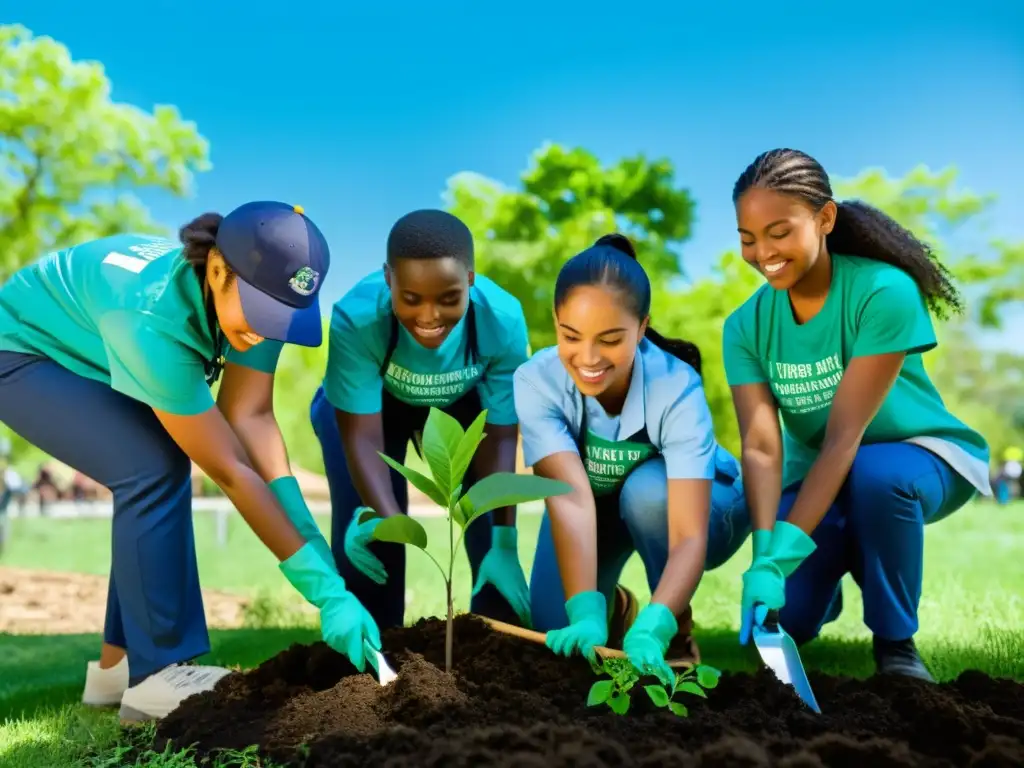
[364,639,399,686]
[751,604,821,713]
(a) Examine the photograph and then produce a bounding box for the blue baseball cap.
[215,201,330,347]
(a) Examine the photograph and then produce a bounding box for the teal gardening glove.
[344,507,388,584]
[622,602,678,686]
[280,542,382,672]
[545,591,608,662]
[471,525,532,627]
[739,521,817,645]
[268,476,335,571]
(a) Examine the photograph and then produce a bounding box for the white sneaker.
[82,656,130,707]
[118,664,232,723]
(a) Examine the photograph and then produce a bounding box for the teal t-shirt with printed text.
[324,270,529,425]
[722,253,990,494]
[0,234,284,416]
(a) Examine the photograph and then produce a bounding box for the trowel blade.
[752,608,821,714]
[364,640,399,686]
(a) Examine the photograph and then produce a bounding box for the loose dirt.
[0,567,248,634]
[157,614,1024,767]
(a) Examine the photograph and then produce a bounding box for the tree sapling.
[586,657,721,717]
[364,406,572,673]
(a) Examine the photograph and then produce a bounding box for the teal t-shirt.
[324,270,529,425]
[722,253,991,494]
[0,234,284,416]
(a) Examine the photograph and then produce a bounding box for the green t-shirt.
[722,253,990,494]
[323,270,529,425]
[0,234,284,416]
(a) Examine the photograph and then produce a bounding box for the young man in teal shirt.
[310,209,532,630]
[0,203,380,721]
[724,149,989,682]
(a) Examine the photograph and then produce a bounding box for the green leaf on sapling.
[644,685,670,707]
[696,665,721,689]
[372,515,428,549]
[587,680,614,706]
[669,701,689,717]
[451,410,487,486]
[356,507,381,525]
[421,408,465,498]
[608,693,630,715]
[378,453,447,509]
[460,473,573,524]
[677,682,707,698]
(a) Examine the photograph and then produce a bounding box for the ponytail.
[555,233,703,373]
[827,200,962,318]
[733,148,963,318]
[178,213,230,283]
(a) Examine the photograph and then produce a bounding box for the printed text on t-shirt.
[769,353,844,414]
[384,362,483,406]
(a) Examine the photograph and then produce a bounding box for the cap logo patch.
[288,266,319,296]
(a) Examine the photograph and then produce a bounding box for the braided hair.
[554,233,702,373]
[732,148,962,318]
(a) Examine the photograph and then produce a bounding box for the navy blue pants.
[0,353,207,683]
[529,455,751,631]
[778,442,977,644]
[310,385,518,629]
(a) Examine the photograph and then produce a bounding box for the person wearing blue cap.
[513,233,751,684]
[309,209,532,630]
[0,202,381,722]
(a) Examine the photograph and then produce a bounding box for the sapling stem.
[445,578,454,673]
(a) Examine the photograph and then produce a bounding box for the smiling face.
[208,250,265,352]
[735,187,836,290]
[385,256,473,349]
[555,284,647,403]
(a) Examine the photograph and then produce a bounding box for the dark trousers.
[777,442,976,644]
[309,385,518,629]
[0,353,208,683]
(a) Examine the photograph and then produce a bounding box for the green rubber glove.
[751,528,773,560]
[280,542,381,671]
[471,525,532,628]
[739,521,817,646]
[269,476,335,571]
[545,590,608,662]
[622,602,678,686]
[344,507,387,585]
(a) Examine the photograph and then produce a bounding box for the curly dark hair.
[386,209,474,267]
[732,148,963,318]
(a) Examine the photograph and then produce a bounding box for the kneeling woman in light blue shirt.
[513,233,751,682]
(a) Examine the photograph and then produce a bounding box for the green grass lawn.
[2,500,1023,767]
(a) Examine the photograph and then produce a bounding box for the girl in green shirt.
[722,148,990,682]
[0,203,379,721]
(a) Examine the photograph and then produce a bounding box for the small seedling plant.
[364,406,572,673]
[586,656,721,717]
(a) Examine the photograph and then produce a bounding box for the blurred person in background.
[0,203,381,722]
[724,148,991,683]
[993,446,1022,505]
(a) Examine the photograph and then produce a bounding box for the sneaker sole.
[118,703,162,723]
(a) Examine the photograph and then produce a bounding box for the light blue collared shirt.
[513,338,738,481]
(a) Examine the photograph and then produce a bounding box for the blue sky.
[13,1,1024,333]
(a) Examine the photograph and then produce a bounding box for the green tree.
[445,142,696,352]
[0,24,211,279]
[0,24,210,469]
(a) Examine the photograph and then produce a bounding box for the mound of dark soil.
[156,614,1024,767]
